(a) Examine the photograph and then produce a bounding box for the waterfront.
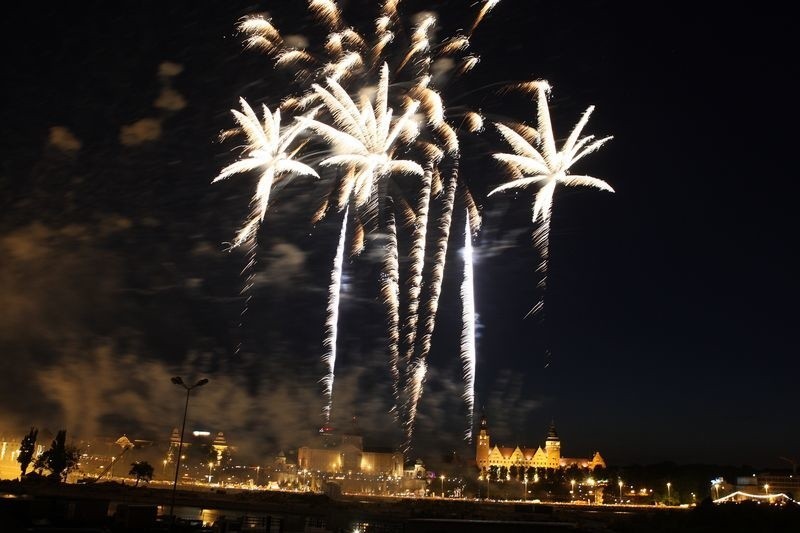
[2,479,799,532]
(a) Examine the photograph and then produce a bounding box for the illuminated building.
[736,474,800,498]
[475,415,605,471]
[297,424,403,476]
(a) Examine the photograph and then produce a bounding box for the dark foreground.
[1,480,799,532]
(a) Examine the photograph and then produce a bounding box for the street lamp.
[618,480,624,503]
[764,483,769,495]
[570,479,576,500]
[523,475,528,501]
[666,482,672,505]
[440,475,445,498]
[168,376,208,527]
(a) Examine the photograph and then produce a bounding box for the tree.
[499,466,508,481]
[204,443,218,466]
[33,429,80,482]
[17,427,38,478]
[129,461,154,487]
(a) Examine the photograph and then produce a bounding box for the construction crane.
[91,436,134,483]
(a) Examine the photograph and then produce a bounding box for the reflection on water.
[110,502,268,526]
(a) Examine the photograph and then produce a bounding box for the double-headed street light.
[168,376,208,527]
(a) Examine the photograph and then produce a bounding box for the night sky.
[1,1,797,468]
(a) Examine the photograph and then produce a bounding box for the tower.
[544,420,561,468]
[475,413,490,470]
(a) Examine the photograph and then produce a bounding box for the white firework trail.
[234,238,258,354]
[321,206,349,424]
[403,357,428,451]
[460,211,477,442]
[395,165,433,423]
[381,203,401,410]
[404,163,459,448]
[401,167,433,368]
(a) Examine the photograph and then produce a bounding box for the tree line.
[15,427,153,486]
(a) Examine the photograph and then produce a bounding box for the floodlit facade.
[297,425,403,476]
[475,415,605,471]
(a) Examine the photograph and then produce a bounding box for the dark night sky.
[1,1,798,468]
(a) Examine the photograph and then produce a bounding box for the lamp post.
[764,483,769,495]
[168,376,208,528]
[666,482,671,505]
[440,475,445,498]
[570,479,575,501]
[618,480,624,503]
[523,475,528,501]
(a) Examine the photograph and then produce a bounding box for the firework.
[321,206,349,423]
[213,99,318,351]
[381,204,401,414]
[214,99,318,249]
[217,0,614,452]
[489,82,613,316]
[404,163,459,450]
[460,212,477,442]
[300,63,425,212]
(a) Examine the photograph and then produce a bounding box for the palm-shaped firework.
[300,62,425,211]
[213,99,319,350]
[214,98,318,249]
[490,81,613,316]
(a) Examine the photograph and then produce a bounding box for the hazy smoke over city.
[0,219,541,462]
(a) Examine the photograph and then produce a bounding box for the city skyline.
[0,0,798,469]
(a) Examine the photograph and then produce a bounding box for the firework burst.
[229,0,495,441]
[213,99,318,351]
[216,0,613,454]
[489,81,613,317]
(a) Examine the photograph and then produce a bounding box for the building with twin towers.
[476,414,605,471]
